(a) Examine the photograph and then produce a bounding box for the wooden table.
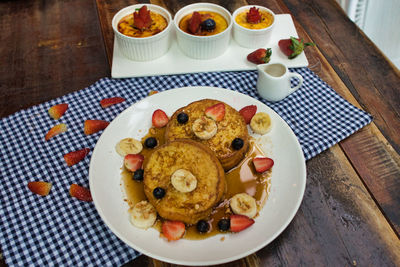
[1,0,399,266]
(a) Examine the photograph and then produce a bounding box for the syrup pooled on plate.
[122,125,271,240]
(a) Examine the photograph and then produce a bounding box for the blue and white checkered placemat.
[0,68,372,266]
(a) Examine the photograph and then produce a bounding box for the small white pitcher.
[256,63,303,102]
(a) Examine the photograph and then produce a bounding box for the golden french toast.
[165,99,249,171]
[143,139,225,224]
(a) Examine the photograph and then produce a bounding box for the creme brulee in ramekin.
[118,11,168,38]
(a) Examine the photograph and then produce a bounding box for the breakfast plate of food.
[89,86,306,265]
[111,3,309,78]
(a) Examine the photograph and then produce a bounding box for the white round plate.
[89,86,306,266]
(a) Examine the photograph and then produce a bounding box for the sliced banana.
[230,193,257,218]
[129,200,157,229]
[192,116,217,140]
[250,112,272,135]
[171,169,197,193]
[116,138,143,156]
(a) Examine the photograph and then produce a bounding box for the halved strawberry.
[133,5,152,30]
[253,157,274,173]
[69,184,92,202]
[28,181,52,196]
[162,220,186,241]
[205,103,225,121]
[64,148,90,167]
[45,123,67,141]
[230,214,255,232]
[124,154,144,172]
[152,109,169,128]
[188,11,202,34]
[100,97,125,108]
[84,120,109,135]
[48,103,68,120]
[239,105,257,124]
[247,7,261,24]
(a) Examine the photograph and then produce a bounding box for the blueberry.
[133,169,144,181]
[201,19,216,31]
[232,138,244,150]
[153,187,165,199]
[217,218,230,232]
[177,112,189,124]
[144,137,157,148]
[196,220,210,233]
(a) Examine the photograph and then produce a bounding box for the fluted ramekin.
[174,3,233,59]
[232,5,275,48]
[112,4,173,61]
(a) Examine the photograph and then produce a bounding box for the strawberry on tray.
[247,48,272,64]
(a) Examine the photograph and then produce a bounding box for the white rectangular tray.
[111,14,307,78]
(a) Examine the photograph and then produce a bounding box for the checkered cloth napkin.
[0,68,372,266]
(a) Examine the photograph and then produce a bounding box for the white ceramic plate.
[89,87,306,266]
[111,14,308,78]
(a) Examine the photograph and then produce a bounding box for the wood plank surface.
[0,0,110,118]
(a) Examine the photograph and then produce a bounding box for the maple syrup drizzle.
[121,127,271,240]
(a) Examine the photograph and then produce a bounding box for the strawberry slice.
[253,157,274,173]
[230,214,255,232]
[247,48,272,64]
[45,123,67,141]
[28,181,52,196]
[188,11,202,34]
[84,120,109,135]
[205,103,225,121]
[247,7,261,24]
[148,90,159,96]
[124,154,144,172]
[133,5,152,30]
[64,148,90,167]
[48,103,68,120]
[69,184,92,202]
[239,105,257,124]
[162,221,186,241]
[152,109,169,128]
[100,97,125,108]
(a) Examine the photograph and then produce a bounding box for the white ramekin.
[232,5,275,48]
[112,4,173,61]
[174,3,233,59]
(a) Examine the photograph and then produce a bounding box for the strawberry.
[124,154,144,172]
[84,120,109,135]
[69,184,92,202]
[100,97,125,108]
[64,148,90,167]
[205,103,225,121]
[27,181,52,196]
[278,37,314,59]
[230,214,255,232]
[246,7,261,24]
[133,5,152,30]
[253,157,274,173]
[188,11,202,34]
[162,220,186,241]
[239,105,257,124]
[152,109,169,128]
[45,123,67,141]
[48,103,68,120]
[247,48,272,64]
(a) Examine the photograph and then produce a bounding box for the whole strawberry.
[278,37,314,59]
[247,48,272,64]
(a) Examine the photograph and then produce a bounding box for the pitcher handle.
[288,73,303,94]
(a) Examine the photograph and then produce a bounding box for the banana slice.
[250,112,272,135]
[129,201,157,229]
[171,169,197,193]
[116,138,143,156]
[192,116,217,140]
[230,193,257,218]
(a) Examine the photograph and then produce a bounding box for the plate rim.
[89,86,306,265]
